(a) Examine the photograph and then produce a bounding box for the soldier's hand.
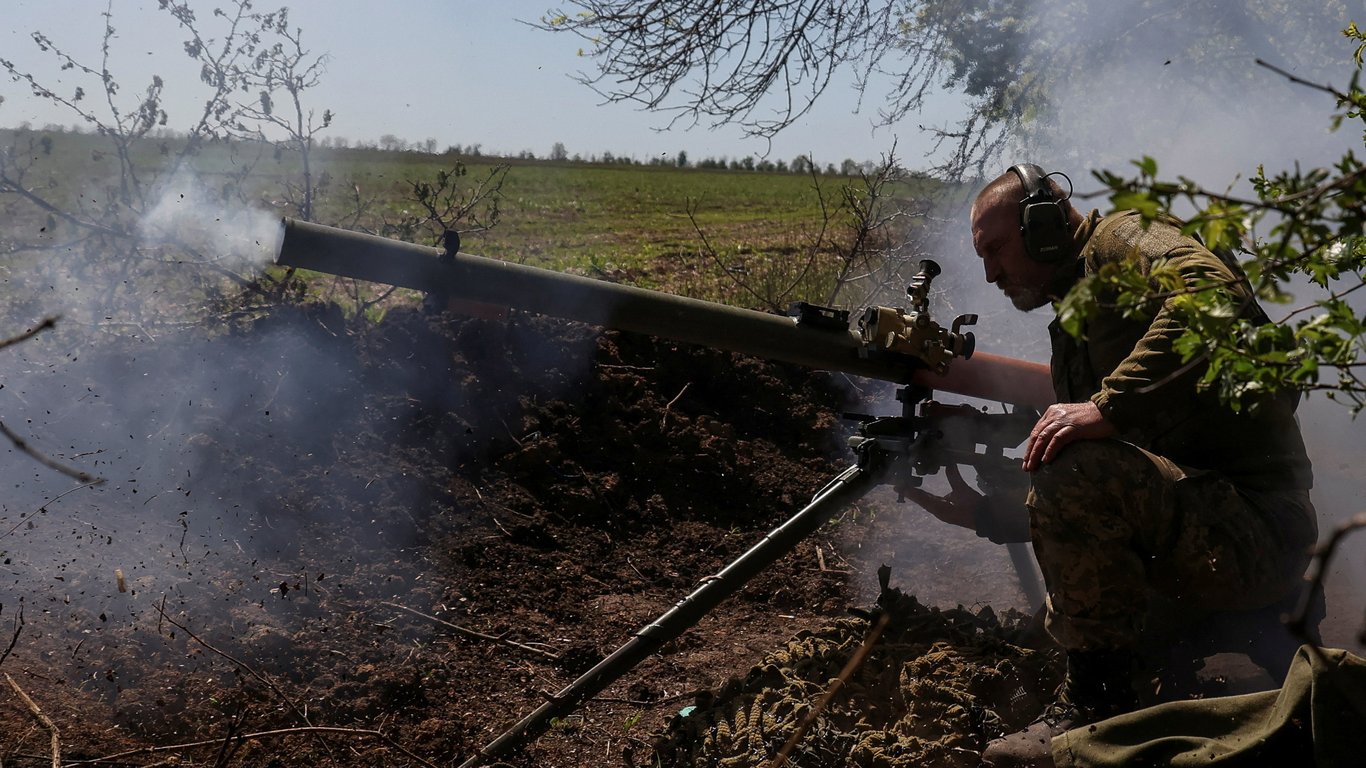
[901,464,980,530]
[1023,401,1116,472]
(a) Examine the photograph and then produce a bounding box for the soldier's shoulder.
[1082,211,1215,273]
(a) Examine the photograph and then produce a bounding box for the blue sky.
[3,0,965,169]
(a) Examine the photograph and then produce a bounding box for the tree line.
[5,119,880,176]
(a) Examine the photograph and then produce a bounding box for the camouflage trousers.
[1027,439,1317,651]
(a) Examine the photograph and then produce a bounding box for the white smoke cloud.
[136,172,283,275]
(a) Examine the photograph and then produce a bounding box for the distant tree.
[550,141,569,161]
[840,158,860,176]
[423,138,437,153]
[676,149,688,167]
[790,155,812,175]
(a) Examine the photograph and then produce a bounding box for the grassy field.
[1,128,946,313]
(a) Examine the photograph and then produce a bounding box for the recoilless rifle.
[274,219,1054,766]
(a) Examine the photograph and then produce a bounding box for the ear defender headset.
[1008,163,1073,263]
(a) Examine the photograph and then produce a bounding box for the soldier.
[968,164,1318,767]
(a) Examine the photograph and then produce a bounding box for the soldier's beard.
[1003,265,1077,312]
[1003,284,1052,312]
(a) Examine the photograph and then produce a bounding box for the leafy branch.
[1061,24,1366,412]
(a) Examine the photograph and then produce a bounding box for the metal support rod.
[1007,542,1045,611]
[457,462,880,768]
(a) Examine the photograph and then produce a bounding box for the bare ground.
[0,303,1095,767]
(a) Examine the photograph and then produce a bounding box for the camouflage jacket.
[1049,210,1313,492]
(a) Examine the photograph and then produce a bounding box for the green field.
[1,129,945,314]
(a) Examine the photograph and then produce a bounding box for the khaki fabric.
[1052,210,1313,493]
[1053,646,1366,768]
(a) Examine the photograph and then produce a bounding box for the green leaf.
[1112,190,1160,219]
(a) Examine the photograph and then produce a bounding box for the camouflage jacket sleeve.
[1079,212,1248,438]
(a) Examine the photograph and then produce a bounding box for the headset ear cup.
[1010,163,1069,262]
[1021,200,1068,262]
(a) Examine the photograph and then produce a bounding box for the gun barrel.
[275,218,1054,407]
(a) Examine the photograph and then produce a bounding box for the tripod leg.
[1008,541,1045,611]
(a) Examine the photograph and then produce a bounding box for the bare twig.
[1254,58,1350,101]
[5,672,61,768]
[0,316,57,352]
[1285,512,1366,719]
[1289,512,1366,644]
[0,420,103,485]
[210,704,250,768]
[0,602,23,669]
[383,601,561,660]
[766,611,891,768]
[685,199,781,312]
[1,479,106,542]
[0,318,102,485]
[660,382,691,429]
[151,603,326,745]
[594,690,695,707]
[57,725,441,768]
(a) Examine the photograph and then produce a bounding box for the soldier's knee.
[1031,440,1133,497]
[1027,440,1158,531]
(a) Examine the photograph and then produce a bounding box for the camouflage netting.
[651,576,1063,767]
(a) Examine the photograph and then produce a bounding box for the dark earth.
[2,301,1324,767]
